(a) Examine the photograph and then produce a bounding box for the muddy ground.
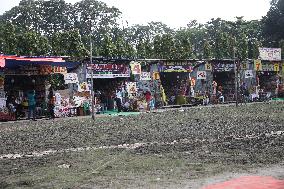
[0,102,284,188]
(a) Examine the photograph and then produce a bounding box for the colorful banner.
[245,70,254,78]
[259,48,281,61]
[64,73,79,84]
[130,62,141,75]
[140,72,151,81]
[197,71,206,80]
[254,60,262,71]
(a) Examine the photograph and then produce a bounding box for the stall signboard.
[87,63,130,78]
[126,82,137,97]
[53,66,67,74]
[245,70,254,78]
[262,64,274,71]
[140,72,151,81]
[64,73,79,84]
[159,61,196,72]
[130,62,142,75]
[254,60,262,71]
[259,48,281,61]
[197,71,206,80]
[212,63,234,72]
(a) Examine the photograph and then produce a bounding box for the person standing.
[48,87,55,119]
[27,90,36,120]
[115,89,122,113]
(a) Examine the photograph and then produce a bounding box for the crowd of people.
[6,87,56,121]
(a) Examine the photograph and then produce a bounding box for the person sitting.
[217,90,224,103]
[123,101,131,112]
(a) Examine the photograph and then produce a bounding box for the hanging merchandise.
[254,59,262,71]
[245,70,254,78]
[140,72,151,81]
[197,71,206,80]
[130,62,142,75]
[64,73,79,84]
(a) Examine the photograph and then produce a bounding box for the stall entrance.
[92,78,128,111]
[257,72,279,97]
[213,72,235,101]
[160,72,190,105]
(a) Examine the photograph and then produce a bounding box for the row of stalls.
[0,54,283,121]
[0,55,81,121]
[150,59,283,104]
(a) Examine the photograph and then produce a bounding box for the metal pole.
[90,18,95,120]
[234,47,238,107]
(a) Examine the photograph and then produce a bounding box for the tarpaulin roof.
[4,59,80,69]
[0,55,79,69]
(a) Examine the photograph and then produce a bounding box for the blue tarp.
[5,59,81,69]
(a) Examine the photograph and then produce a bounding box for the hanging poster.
[152,72,160,80]
[197,71,206,80]
[259,48,281,61]
[126,82,137,97]
[64,73,79,84]
[240,63,248,70]
[140,72,151,81]
[78,82,90,92]
[130,62,142,75]
[254,60,262,71]
[274,63,280,72]
[245,70,254,78]
[87,63,130,78]
[205,63,212,71]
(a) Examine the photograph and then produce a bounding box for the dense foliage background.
[0,0,283,60]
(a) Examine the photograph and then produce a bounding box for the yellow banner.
[254,59,262,71]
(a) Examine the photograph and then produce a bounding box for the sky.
[0,0,271,28]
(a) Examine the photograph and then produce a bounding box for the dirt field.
[0,102,284,188]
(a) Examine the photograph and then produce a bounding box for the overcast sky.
[0,0,271,28]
